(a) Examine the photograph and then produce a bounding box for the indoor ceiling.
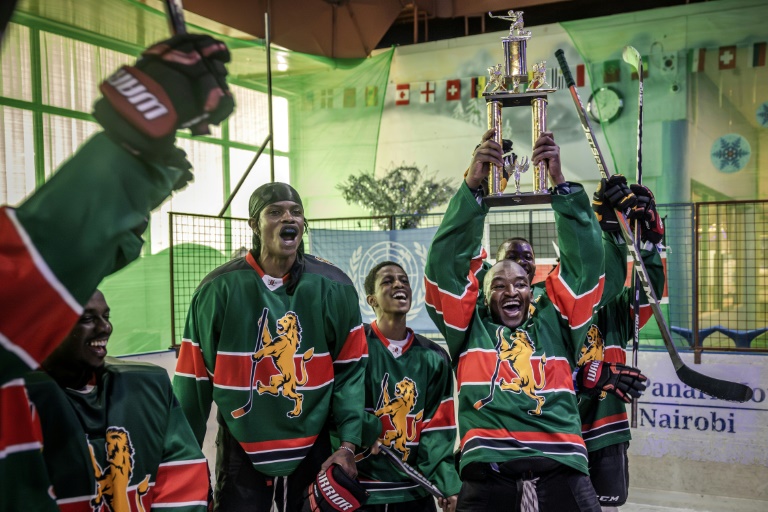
[181,0,706,58]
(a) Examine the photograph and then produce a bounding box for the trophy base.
[483,192,553,207]
[483,89,557,107]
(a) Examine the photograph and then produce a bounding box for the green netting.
[6,0,391,355]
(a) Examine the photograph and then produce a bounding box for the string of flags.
[688,42,766,72]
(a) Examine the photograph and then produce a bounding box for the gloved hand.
[93,34,234,169]
[303,464,369,512]
[629,184,664,244]
[592,175,637,232]
[576,360,648,403]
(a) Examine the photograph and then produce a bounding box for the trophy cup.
[482,11,556,207]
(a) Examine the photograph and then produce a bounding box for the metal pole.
[266,6,275,181]
[218,134,272,217]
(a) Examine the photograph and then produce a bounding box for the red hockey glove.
[303,464,369,512]
[93,34,234,169]
[577,360,648,403]
[629,184,664,244]
[592,175,637,232]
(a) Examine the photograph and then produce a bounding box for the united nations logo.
[349,241,429,322]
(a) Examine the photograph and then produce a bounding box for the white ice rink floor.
[621,489,766,512]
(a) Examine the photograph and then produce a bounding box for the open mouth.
[392,291,408,301]
[87,338,108,356]
[501,299,522,316]
[280,226,299,242]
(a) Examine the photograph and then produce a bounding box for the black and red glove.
[592,175,637,232]
[303,464,369,512]
[629,184,664,244]
[577,360,648,403]
[93,34,234,167]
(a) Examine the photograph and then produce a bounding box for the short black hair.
[496,236,534,261]
[364,261,406,296]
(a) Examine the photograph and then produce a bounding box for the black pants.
[358,495,437,512]
[213,421,332,512]
[457,460,601,512]
[588,442,629,507]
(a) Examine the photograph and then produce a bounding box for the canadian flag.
[396,84,410,105]
[446,79,461,101]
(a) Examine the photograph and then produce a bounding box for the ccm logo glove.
[629,184,664,244]
[577,360,648,403]
[303,464,369,512]
[592,175,637,232]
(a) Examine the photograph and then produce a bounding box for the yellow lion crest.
[254,311,314,418]
[89,427,150,512]
[498,328,547,415]
[374,376,423,461]
[578,324,607,399]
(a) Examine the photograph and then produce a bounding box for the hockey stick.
[231,308,269,418]
[473,327,505,410]
[375,373,389,412]
[378,445,446,499]
[555,49,753,402]
[623,45,644,427]
[162,0,210,136]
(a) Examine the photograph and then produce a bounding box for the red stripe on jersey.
[240,434,318,454]
[336,324,368,363]
[152,459,209,505]
[460,427,585,450]
[58,498,93,512]
[213,352,333,389]
[629,303,654,328]
[422,397,456,431]
[0,380,44,455]
[0,208,81,368]
[582,412,628,432]
[603,346,626,364]
[424,249,486,331]
[371,321,414,354]
[457,351,573,391]
[377,414,422,443]
[175,339,210,379]
[545,266,604,329]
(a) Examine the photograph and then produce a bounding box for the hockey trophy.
[483,10,556,207]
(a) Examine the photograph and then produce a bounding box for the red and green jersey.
[355,322,461,504]
[26,359,209,512]
[578,241,665,452]
[174,251,367,477]
[1,133,185,511]
[424,183,605,476]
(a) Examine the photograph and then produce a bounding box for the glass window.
[0,23,32,102]
[228,84,289,152]
[42,114,100,179]
[227,147,290,219]
[0,107,35,205]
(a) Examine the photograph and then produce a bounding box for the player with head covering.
[174,182,368,512]
[0,4,234,508]
[351,260,461,512]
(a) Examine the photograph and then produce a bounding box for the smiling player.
[174,182,368,512]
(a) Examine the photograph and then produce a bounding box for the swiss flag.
[395,84,410,106]
[446,79,461,101]
[718,46,737,70]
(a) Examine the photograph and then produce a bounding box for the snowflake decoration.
[710,134,751,173]
[757,102,768,127]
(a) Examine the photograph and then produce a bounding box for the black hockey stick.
[623,45,644,427]
[162,0,210,136]
[473,327,504,410]
[378,445,446,500]
[232,308,269,418]
[555,49,753,402]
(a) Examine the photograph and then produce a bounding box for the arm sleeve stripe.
[335,324,368,363]
[152,459,210,505]
[545,267,605,329]
[424,249,485,332]
[175,339,210,380]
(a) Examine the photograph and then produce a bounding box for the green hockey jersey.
[355,322,461,504]
[174,251,367,477]
[1,133,187,512]
[25,358,209,512]
[425,183,605,476]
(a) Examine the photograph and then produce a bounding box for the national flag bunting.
[749,42,766,68]
[718,46,737,70]
[395,83,410,106]
[343,88,356,108]
[420,81,436,103]
[471,76,487,98]
[689,48,705,73]
[631,56,650,80]
[446,79,461,101]
[603,60,620,83]
[365,86,378,107]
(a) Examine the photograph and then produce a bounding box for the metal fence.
[169,200,768,358]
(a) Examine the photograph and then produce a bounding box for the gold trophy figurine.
[482,11,556,207]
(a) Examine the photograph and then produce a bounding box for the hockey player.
[355,261,461,512]
[24,290,210,511]
[0,2,234,505]
[174,182,368,512]
[425,129,645,512]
